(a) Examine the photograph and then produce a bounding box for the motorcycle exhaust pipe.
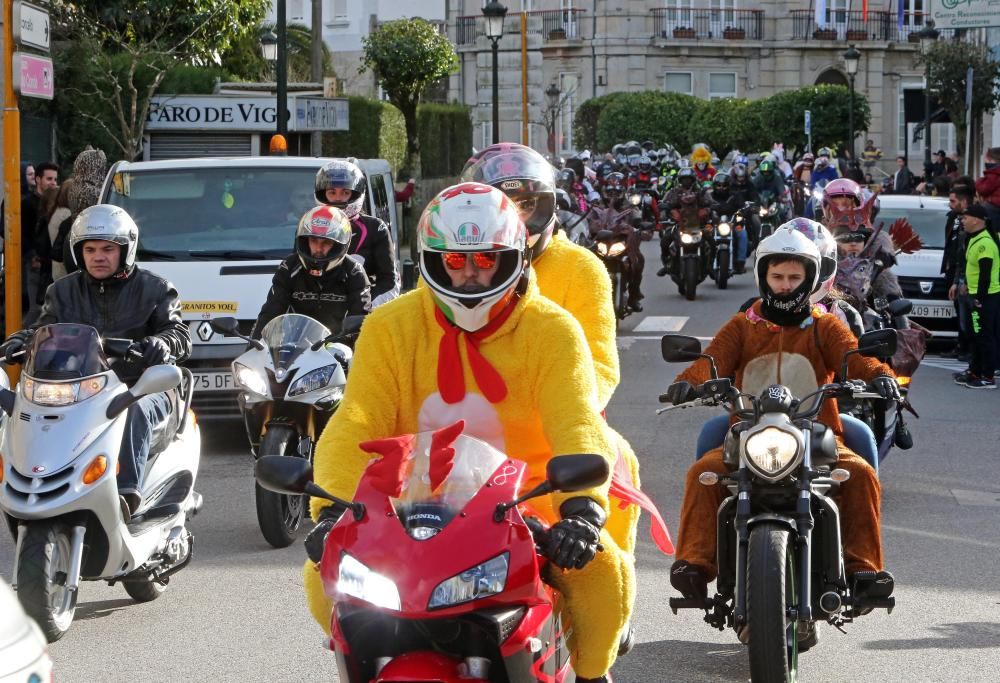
[820,591,842,614]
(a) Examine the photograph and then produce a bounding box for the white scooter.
[208,313,357,548]
[0,323,202,642]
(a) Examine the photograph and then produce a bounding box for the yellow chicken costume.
[304,275,633,679]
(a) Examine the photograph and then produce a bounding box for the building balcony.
[789,10,955,42]
[455,9,587,48]
[650,8,764,41]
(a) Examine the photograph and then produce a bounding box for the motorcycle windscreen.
[391,432,508,541]
[259,313,332,372]
[24,324,110,381]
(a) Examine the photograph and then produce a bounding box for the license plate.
[192,371,237,393]
[911,303,955,318]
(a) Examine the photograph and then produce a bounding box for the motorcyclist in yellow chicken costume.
[302,182,653,682]
[459,144,671,562]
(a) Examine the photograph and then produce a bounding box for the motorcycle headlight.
[743,427,801,481]
[608,242,627,256]
[23,376,108,407]
[428,553,509,609]
[234,362,268,397]
[717,223,731,236]
[759,206,768,217]
[338,554,401,611]
[288,364,337,397]
[630,194,641,206]
[596,242,609,256]
[680,232,701,244]
[812,188,824,201]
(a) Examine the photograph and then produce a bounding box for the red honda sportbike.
[255,425,610,683]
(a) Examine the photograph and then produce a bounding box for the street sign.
[929,0,1000,30]
[14,52,54,100]
[293,97,349,132]
[13,1,50,52]
[804,109,811,135]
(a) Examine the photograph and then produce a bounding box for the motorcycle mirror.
[546,454,609,493]
[0,388,14,417]
[133,364,183,397]
[209,316,240,335]
[103,337,134,357]
[661,334,703,363]
[857,328,898,358]
[887,298,913,317]
[594,229,614,241]
[255,455,313,496]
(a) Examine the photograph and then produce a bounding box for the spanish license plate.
[192,371,237,393]
[911,303,955,319]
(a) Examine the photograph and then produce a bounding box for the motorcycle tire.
[256,425,307,548]
[682,260,698,301]
[123,577,169,603]
[747,522,799,683]
[16,521,79,642]
[717,254,730,290]
[613,270,629,320]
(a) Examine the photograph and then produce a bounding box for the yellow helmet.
[691,147,712,164]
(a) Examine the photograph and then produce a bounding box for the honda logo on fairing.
[920,281,933,294]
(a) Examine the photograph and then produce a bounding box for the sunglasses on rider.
[835,233,867,244]
[442,251,500,270]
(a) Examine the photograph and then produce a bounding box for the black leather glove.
[665,381,699,406]
[331,348,350,374]
[1,335,26,363]
[546,497,606,570]
[304,504,347,563]
[870,375,901,401]
[139,336,171,366]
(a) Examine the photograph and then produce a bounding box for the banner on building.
[929,0,1000,30]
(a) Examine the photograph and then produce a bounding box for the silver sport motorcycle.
[0,323,201,641]
[208,313,356,548]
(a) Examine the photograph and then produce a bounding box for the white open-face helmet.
[417,183,527,332]
[69,204,139,273]
[753,226,822,304]
[780,218,837,304]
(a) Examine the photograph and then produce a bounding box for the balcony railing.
[454,9,586,47]
[650,8,764,41]
[789,10,956,42]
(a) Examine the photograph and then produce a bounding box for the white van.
[100,156,398,420]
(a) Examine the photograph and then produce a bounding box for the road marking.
[631,316,689,333]
[920,355,967,372]
[949,489,1000,507]
[617,335,714,350]
[882,524,1000,549]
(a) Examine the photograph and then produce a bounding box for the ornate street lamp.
[483,1,508,144]
[915,19,940,174]
[545,83,560,154]
[843,44,861,160]
[259,29,278,62]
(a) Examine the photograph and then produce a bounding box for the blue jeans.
[694,412,879,475]
[119,392,173,498]
[734,229,748,263]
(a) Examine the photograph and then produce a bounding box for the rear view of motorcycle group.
[0,140,925,683]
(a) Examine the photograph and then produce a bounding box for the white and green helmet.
[417,182,527,332]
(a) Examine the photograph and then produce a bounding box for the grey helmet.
[315,158,366,218]
[69,204,139,273]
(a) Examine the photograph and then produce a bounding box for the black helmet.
[638,156,652,173]
[625,141,642,157]
[677,167,696,188]
[731,164,748,182]
[557,168,577,187]
[315,159,366,218]
[555,188,573,211]
[712,173,732,193]
[641,140,656,151]
[597,160,615,180]
[603,171,626,198]
[611,143,624,156]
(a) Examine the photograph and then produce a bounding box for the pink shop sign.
[15,52,55,100]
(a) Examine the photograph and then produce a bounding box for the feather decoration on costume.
[888,217,923,254]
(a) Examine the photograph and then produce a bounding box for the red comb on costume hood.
[429,420,465,491]
[828,192,878,233]
[360,434,417,498]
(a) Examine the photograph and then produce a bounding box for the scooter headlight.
[428,553,509,609]
[743,427,801,481]
[338,554,401,611]
[234,362,268,397]
[288,364,337,397]
[23,376,107,407]
[717,222,731,236]
[608,241,627,256]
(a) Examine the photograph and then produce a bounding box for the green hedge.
[417,103,473,177]
[580,85,870,156]
[322,96,407,175]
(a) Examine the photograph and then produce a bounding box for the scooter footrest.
[128,503,182,535]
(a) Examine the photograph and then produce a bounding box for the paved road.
[3,241,999,682]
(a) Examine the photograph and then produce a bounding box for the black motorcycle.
[757,191,781,244]
[660,330,897,683]
[589,206,637,321]
[663,201,712,301]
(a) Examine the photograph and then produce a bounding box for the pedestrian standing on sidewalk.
[944,181,975,362]
[954,204,1000,389]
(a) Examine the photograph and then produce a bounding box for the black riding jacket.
[349,214,399,306]
[15,267,191,383]
[251,254,371,339]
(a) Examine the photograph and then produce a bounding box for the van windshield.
[877,206,948,250]
[106,167,321,261]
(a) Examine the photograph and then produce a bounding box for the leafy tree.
[221,23,333,83]
[755,85,870,156]
[50,0,269,160]
[688,98,760,156]
[361,19,459,168]
[595,91,703,152]
[919,40,1000,160]
[573,92,629,151]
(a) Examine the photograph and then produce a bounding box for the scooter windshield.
[259,313,332,372]
[24,324,109,381]
[391,432,508,541]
